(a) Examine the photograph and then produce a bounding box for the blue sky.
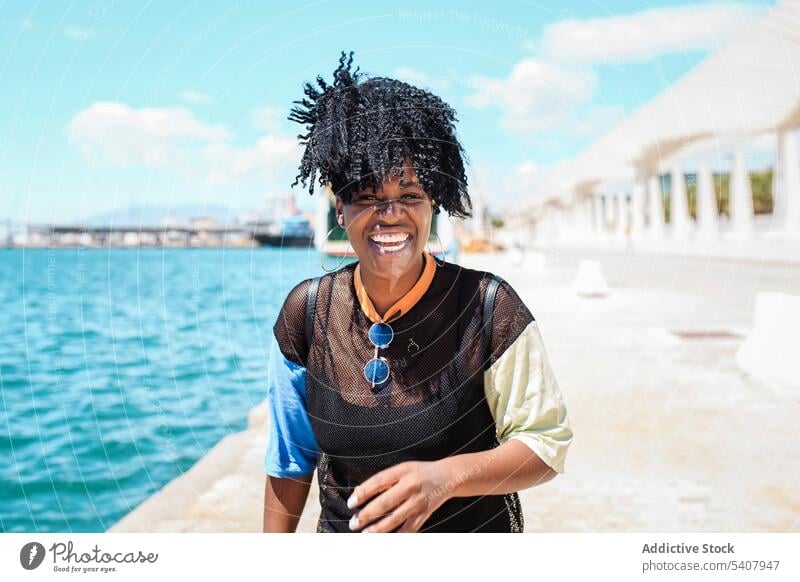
[0,0,771,224]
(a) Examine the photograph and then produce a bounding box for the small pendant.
[407,338,420,353]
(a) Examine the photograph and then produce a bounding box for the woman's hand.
[346,460,455,533]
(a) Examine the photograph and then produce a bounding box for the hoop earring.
[319,225,351,273]
[425,232,448,261]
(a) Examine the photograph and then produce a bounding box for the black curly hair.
[288,51,472,219]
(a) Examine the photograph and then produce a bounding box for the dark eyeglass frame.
[350,195,435,216]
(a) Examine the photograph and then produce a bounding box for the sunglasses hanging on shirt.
[364,322,393,386]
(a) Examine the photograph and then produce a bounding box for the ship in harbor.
[252,215,314,247]
[249,191,315,248]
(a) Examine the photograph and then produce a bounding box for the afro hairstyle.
[288,51,472,218]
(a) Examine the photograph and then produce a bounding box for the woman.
[262,52,572,533]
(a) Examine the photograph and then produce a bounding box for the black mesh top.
[273,255,535,532]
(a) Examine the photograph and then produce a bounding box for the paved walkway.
[110,248,800,532]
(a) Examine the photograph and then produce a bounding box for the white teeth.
[378,242,404,251]
[369,232,409,252]
[369,233,409,244]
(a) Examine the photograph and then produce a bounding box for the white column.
[553,205,565,242]
[592,194,605,236]
[729,150,755,239]
[578,198,593,241]
[571,200,585,242]
[550,207,560,243]
[774,128,800,237]
[604,192,615,226]
[695,163,719,239]
[534,212,546,246]
[558,206,567,242]
[615,190,629,240]
[561,203,574,242]
[631,180,646,241]
[647,175,665,241]
[562,205,572,242]
[536,209,549,246]
[670,167,692,240]
[773,133,784,220]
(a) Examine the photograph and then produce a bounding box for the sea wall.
[107,401,320,532]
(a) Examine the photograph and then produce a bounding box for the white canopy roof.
[533,0,800,203]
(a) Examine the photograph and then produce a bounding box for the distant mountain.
[81,203,251,227]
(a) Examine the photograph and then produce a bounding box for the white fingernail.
[349,515,359,530]
[347,494,358,509]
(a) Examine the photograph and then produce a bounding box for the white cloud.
[515,160,539,179]
[470,159,544,211]
[465,57,596,134]
[251,105,283,131]
[202,134,300,186]
[542,2,760,64]
[67,101,302,188]
[64,26,92,40]
[179,90,213,104]
[67,102,231,167]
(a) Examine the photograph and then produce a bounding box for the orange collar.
[354,252,437,324]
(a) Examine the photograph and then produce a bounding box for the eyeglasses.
[352,196,434,214]
[364,322,394,386]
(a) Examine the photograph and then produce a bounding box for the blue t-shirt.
[263,334,319,477]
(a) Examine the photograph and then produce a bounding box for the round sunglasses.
[364,321,394,386]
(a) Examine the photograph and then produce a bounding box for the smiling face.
[335,160,434,280]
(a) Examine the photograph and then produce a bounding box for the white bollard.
[572,259,609,297]
[736,292,800,390]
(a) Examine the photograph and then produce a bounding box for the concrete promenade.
[109,248,800,533]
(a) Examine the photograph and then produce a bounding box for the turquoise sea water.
[0,247,324,532]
